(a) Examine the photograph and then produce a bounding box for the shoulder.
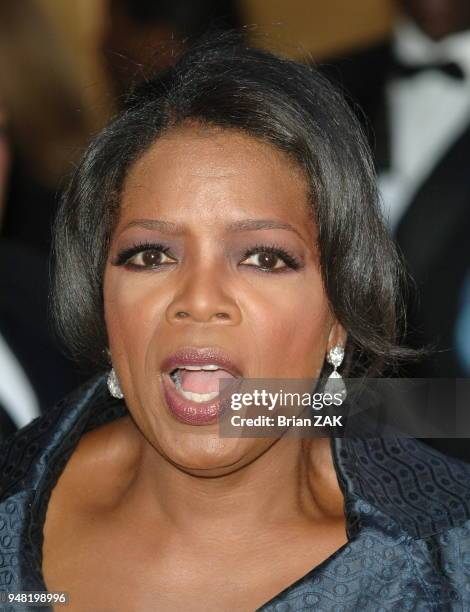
[0,374,123,500]
[0,376,129,592]
[339,437,470,539]
[0,402,69,500]
[49,413,142,515]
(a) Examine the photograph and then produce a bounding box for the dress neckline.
[16,374,357,608]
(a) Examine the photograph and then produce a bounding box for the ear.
[327,320,347,351]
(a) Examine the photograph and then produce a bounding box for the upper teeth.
[175,365,221,371]
[169,366,222,403]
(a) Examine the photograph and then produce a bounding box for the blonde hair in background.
[0,0,94,186]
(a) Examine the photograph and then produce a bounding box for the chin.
[164,433,262,476]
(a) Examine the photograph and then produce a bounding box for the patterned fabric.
[0,375,470,611]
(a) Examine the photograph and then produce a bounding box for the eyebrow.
[122,218,304,239]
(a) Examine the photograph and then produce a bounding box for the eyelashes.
[112,241,303,272]
[241,243,302,271]
[113,242,173,267]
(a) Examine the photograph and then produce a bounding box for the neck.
[121,424,344,541]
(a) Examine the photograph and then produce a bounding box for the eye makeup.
[111,241,174,267]
[111,239,304,274]
[240,243,303,271]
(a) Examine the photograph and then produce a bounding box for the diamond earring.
[325,345,347,401]
[107,368,124,399]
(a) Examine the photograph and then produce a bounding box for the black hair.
[52,33,416,376]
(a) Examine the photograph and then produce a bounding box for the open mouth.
[169,365,233,403]
[162,364,240,425]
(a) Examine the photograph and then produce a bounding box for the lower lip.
[161,372,237,425]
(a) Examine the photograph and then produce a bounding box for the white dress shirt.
[378,19,470,230]
[0,332,40,428]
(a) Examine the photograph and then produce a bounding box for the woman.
[1,37,470,611]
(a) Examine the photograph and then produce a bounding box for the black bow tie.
[391,58,465,80]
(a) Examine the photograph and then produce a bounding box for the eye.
[240,245,301,272]
[114,243,176,269]
[128,249,175,268]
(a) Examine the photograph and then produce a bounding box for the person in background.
[0,0,94,254]
[0,106,30,438]
[320,0,470,378]
[0,106,39,437]
[0,2,89,438]
[319,0,470,461]
[102,0,243,102]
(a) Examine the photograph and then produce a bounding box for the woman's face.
[104,126,345,475]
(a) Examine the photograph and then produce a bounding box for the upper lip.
[160,346,243,378]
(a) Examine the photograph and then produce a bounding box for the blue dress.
[1,375,470,611]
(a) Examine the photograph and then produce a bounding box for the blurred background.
[0,0,468,457]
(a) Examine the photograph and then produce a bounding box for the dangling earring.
[325,345,347,401]
[107,367,124,399]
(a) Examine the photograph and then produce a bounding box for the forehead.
[119,126,313,228]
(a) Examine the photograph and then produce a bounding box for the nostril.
[175,311,189,318]
[215,312,229,319]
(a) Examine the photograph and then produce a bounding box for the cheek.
[104,264,331,382]
[104,270,167,371]
[242,272,332,377]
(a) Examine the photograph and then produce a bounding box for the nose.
[165,266,241,325]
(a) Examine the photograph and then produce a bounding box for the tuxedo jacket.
[0,239,82,440]
[319,42,470,462]
[319,40,470,379]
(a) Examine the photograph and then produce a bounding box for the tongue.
[179,369,235,394]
